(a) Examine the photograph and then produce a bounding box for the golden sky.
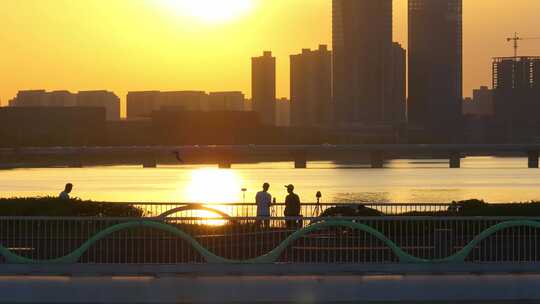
[1,0,540,115]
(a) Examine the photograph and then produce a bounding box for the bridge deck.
[2,144,540,168]
[1,266,540,303]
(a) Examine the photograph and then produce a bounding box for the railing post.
[219,162,232,169]
[528,151,539,168]
[370,151,384,168]
[434,226,453,259]
[142,152,157,168]
[293,151,307,169]
[217,150,233,169]
[294,159,307,169]
[68,152,83,168]
[449,152,461,169]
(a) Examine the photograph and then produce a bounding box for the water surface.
[1,157,539,204]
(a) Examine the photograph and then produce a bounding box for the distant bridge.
[1,144,540,168]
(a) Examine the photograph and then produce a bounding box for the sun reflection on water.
[186,168,243,204]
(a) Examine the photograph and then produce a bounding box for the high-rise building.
[275,97,291,127]
[77,90,121,121]
[408,0,463,140]
[252,51,276,126]
[126,91,161,119]
[9,90,76,107]
[9,90,47,107]
[48,91,77,107]
[9,90,118,120]
[391,43,407,123]
[463,86,494,116]
[126,91,207,119]
[159,91,206,112]
[290,45,332,127]
[333,0,393,126]
[493,57,540,124]
[208,92,245,111]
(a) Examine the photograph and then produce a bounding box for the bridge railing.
[1,216,540,265]
[127,202,454,218]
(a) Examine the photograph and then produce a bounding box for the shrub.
[320,205,383,217]
[0,197,143,217]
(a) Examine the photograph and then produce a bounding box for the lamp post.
[241,188,247,203]
[315,191,322,216]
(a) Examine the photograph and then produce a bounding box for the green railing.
[1,217,540,265]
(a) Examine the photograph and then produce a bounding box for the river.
[1,157,540,204]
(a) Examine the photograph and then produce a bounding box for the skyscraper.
[332,0,393,127]
[290,45,332,127]
[408,0,463,141]
[252,51,276,126]
[391,43,407,123]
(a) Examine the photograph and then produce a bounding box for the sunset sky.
[1,0,540,115]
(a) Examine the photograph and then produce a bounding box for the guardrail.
[127,202,454,218]
[1,216,540,265]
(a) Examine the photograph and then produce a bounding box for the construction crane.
[507,32,540,58]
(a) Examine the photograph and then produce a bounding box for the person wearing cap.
[284,184,301,228]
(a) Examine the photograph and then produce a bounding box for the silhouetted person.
[59,183,73,200]
[284,184,301,229]
[256,183,272,217]
[173,151,184,163]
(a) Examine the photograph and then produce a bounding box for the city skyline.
[1,0,540,115]
[3,2,540,302]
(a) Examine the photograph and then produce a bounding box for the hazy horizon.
[1,0,540,115]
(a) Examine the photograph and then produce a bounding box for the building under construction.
[493,56,540,142]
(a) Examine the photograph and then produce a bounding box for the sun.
[162,0,255,23]
[186,168,243,203]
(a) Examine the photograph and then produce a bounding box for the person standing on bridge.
[256,183,273,227]
[59,183,73,200]
[284,184,301,229]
